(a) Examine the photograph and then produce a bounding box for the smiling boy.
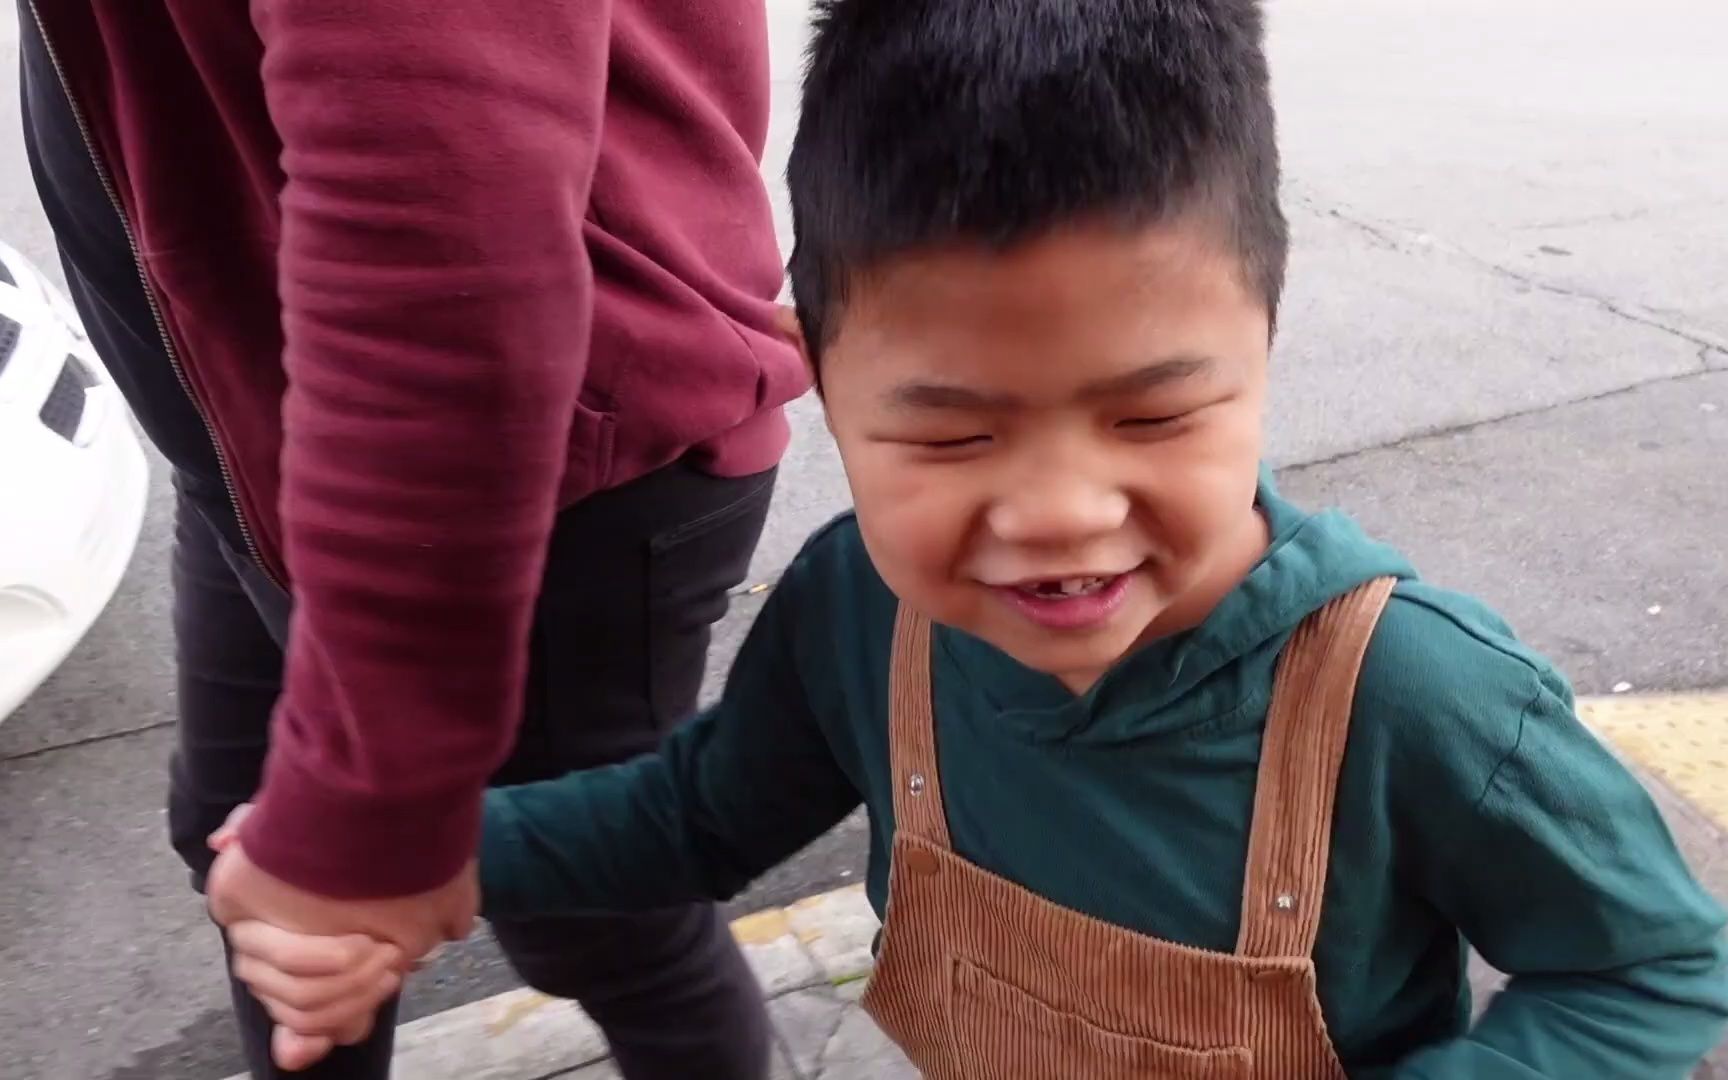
[225,1,1728,1075]
[818,223,1275,694]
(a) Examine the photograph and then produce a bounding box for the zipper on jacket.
[26,0,280,587]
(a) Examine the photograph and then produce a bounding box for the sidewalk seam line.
[531,1052,611,1080]
[766,975,840,999]
[810,984,852,1080]
[0,718,174,765]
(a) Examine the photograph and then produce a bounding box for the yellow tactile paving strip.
[1581,692,1728,831]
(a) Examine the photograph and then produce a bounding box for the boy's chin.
[947,588,1160,676]
[1003,624,1154,684]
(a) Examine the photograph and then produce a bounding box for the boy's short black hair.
[787,0,1287,360]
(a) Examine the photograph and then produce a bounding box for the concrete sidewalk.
[306,885,901,1080]
[224,692,1728,1080]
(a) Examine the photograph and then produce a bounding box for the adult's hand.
[207,805,479,1069]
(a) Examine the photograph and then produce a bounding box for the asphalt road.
[2,1,1725,1077]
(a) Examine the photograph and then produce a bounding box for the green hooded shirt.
[482,475,1728,1077]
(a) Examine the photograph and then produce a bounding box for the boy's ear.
[775,304,833,431]
[774,305,817,386]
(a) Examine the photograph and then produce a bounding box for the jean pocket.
[643,469,777,731]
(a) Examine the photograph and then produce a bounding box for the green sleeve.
[1393,681,1728,1079]
[477,582,864,917]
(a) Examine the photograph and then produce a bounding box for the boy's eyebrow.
[886,382,1021,411]
[1076,355,1213,400]
[885,355,1213,411]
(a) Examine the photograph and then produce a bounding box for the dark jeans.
[168,463,778,1080]
[21,13,775,1078]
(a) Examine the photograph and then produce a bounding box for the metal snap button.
[1274,892,1296,912]
[908,772,927,796]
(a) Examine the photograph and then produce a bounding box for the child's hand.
[208,802,474,1069]
[227,919,407,1054]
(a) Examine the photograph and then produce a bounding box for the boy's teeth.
[1025,576,1108,597]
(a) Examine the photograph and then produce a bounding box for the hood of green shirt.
[936,466,1416,745]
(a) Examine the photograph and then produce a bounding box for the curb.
[219,885,882,1080]
[1579,691,1728,835]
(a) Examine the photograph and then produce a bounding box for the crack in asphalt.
[1272,192,1728,468]
[1279,365,1727,477]
[1300,194,1726,356]
[0,718,173,765]
[1511,206,1656,232]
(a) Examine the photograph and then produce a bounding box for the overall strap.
[887,605,953,850]
[1236,577,1398,959]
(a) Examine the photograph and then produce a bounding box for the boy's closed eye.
[913,434,993,451]
[897,405,1200,452]
[1115,410,1200,435]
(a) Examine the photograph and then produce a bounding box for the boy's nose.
[986,478,1131,547]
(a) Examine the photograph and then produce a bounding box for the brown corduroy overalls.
[860,578,1398,1079]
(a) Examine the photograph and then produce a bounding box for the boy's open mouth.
[1017,576,1113,598]
[994,571,1134,631]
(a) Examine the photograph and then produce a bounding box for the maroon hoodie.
[29,0,805,897]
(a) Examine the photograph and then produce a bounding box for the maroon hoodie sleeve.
[236,0,611,898]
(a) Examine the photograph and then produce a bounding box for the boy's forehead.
[850,218,1253,321]
[859,221,1221,303]
[822,221,1269,398]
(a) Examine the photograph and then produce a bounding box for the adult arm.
[238,0,613,898]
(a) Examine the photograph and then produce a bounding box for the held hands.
[227,919,407,1070]
[207,805,479,1070]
